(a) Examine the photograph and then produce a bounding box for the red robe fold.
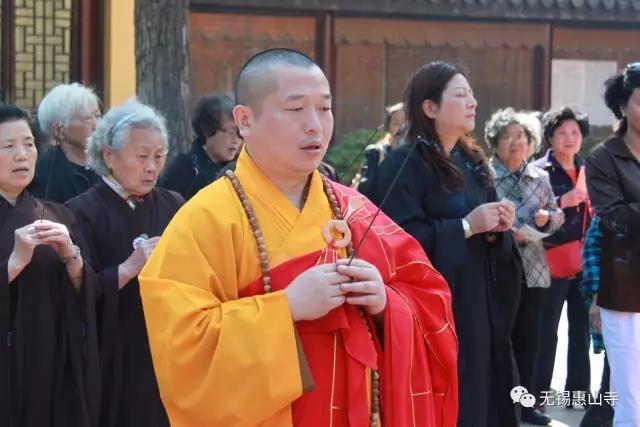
[240,182,459,427]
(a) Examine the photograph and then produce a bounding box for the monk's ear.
[233,105,253,139]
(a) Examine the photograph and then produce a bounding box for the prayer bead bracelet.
[60,244,81,265]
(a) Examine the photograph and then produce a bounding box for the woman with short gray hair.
[30,83,101,202]
[85,98,169,178]
[66,99,181,427]
[487,107,564,426]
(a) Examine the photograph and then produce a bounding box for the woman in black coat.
[585,62,640,426]
[0,104,100,427]
[159,94,241,200]
[374,62,522,427]
[66,100,182,427]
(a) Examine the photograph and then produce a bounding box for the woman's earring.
[52,122,64,145]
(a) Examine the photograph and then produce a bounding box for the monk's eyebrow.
[285,94,305,102]
[284,94,333,101]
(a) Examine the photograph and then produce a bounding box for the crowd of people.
[1,48,639,427]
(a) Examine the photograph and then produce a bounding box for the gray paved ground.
[521,303,607,427]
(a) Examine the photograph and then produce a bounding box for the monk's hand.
[285,264,351,322]
[118,236,161,288]
[335,258,386,316]
[31,220,75,258]
[8,222,43,281]
[30,220,84,280]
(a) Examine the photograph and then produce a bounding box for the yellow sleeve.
[139,196,302,427]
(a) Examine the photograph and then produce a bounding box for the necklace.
[225,170,381,426]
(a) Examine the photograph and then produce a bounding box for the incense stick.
[347,139,418,265]
[40,124,63,220]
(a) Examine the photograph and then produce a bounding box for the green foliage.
[580,127,612,156]
[324,129,385,184]
[580,135,600,156]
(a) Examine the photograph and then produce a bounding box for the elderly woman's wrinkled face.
[204,116,240,163]
[62,100,101,148]
[104,128,167,196]
[0,120,37,199]
[496,123,529,169]
[550,119,582,158]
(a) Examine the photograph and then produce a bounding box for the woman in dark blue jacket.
[532,106,591,411]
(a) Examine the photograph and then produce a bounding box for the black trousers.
[535,276,591,399]
[579,355,613,427]
[512,286,544,394]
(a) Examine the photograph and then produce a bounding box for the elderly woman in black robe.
[30,83,101,202]
[374,62,522,427]
[0,104,100,427]
[66,99,182,427]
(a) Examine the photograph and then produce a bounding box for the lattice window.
[14,0,72,109]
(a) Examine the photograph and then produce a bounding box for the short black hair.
[234,48,318,112]
[0,103,31,127]
[604,63,640,137]
[191,94,235,146]
[541,106,590,145]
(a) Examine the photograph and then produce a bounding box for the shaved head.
[235,48,320,115]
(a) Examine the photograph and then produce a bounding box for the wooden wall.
[553,27,640,67]
[334,18,547,143]
[190,13,316,102]
[188,11,640,144]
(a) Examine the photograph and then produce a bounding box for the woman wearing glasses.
[160,94,241,199]
[487,108,564,426]
[586,62,640,426]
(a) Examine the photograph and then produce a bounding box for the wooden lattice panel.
[14,0,72,109]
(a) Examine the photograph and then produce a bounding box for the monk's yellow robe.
[139,150,348,426]
[139,149,459,427]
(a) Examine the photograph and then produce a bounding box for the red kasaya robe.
[139,150,458,427]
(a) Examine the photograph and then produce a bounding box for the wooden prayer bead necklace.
[225,170,381,427]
